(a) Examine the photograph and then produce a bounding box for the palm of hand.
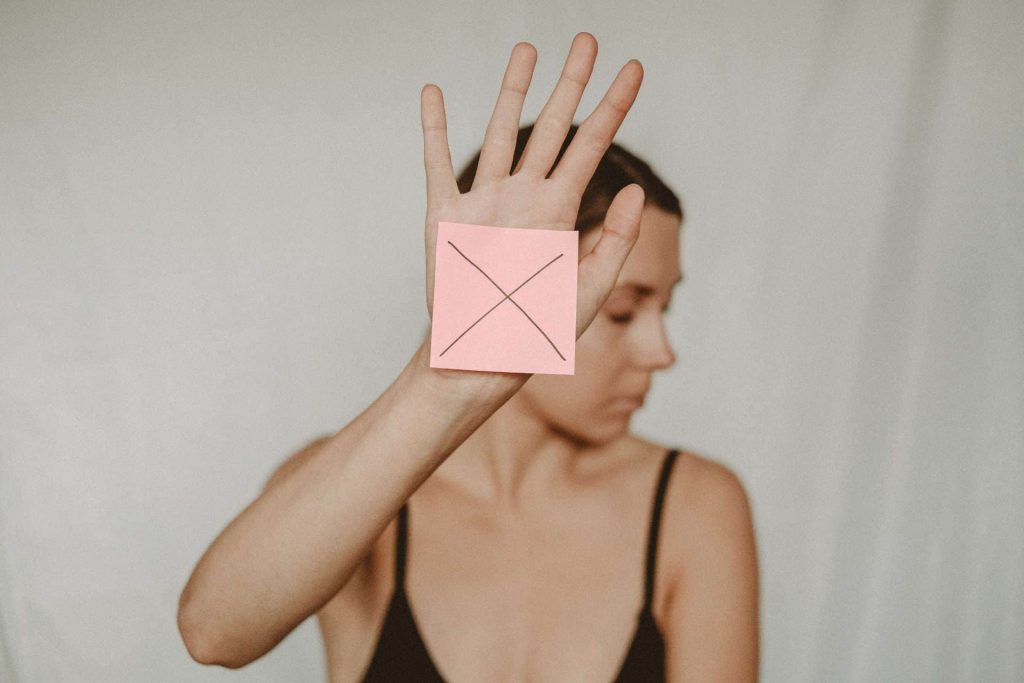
[420,33,645,343]
[424,172,580,309]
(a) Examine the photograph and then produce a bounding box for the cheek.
[521,374,630,445]
[552,323,622,397]
[574,344,619,386]
[576,316,629,370]
[518,320,628,425]
[526,371,603,415]
[538,328,623,404]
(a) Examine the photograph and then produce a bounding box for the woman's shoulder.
[627,435,751,504]
[630,437,756,587]
[670,446,752,517]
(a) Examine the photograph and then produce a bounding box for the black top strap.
[643,449,680,609]
[394,502,408,590]
[395,450,680,606]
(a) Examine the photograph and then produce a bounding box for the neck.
[432,391,589,511]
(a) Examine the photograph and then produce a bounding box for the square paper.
[429,221,578,375]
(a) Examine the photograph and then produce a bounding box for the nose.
[636,315,676,371]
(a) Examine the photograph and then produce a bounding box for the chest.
[403,515,648,680]
[321,469,671,681]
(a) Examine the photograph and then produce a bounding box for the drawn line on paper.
[439,241,566,360]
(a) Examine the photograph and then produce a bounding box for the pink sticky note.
[429,221,578,375]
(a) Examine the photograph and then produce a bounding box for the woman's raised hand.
[420,33,645,341]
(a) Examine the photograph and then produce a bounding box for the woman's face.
[516,204,684,445]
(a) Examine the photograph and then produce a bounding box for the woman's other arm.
[664,460,760,682]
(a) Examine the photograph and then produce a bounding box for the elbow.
[177,594,249,669]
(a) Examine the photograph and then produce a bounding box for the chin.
[550,417,630,448]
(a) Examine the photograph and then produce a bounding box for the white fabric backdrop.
[1,1,1021,681]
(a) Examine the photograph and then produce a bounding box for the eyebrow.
[617,273,685,296]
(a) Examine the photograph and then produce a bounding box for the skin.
[177,32,758,682]
[512,205,683,452]
[431,203,683,503]
[278,206,760,682]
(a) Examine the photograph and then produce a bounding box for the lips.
[612,383,650,410]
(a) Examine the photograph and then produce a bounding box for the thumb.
[576,184,645,337]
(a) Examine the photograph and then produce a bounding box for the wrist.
[402,337,530,408]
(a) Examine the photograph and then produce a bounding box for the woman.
[177,32,759,682]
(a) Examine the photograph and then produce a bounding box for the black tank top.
[361,448,680,682]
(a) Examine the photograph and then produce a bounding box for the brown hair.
[456,122,684,235]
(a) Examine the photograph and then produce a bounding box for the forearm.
[177,341,526,667]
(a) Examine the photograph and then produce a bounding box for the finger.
[472,42,537,189]
[421,84,459,207]
[512,32,597,178]
[576,184,645,338]
[551,59,643,199]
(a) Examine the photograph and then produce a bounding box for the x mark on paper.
[439,240,566,360]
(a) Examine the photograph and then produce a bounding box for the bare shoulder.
[628,438,756,598]
[628,437,753,520]
[645,445,760,678]
[667,448,755,562]
[671,449,753,521]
